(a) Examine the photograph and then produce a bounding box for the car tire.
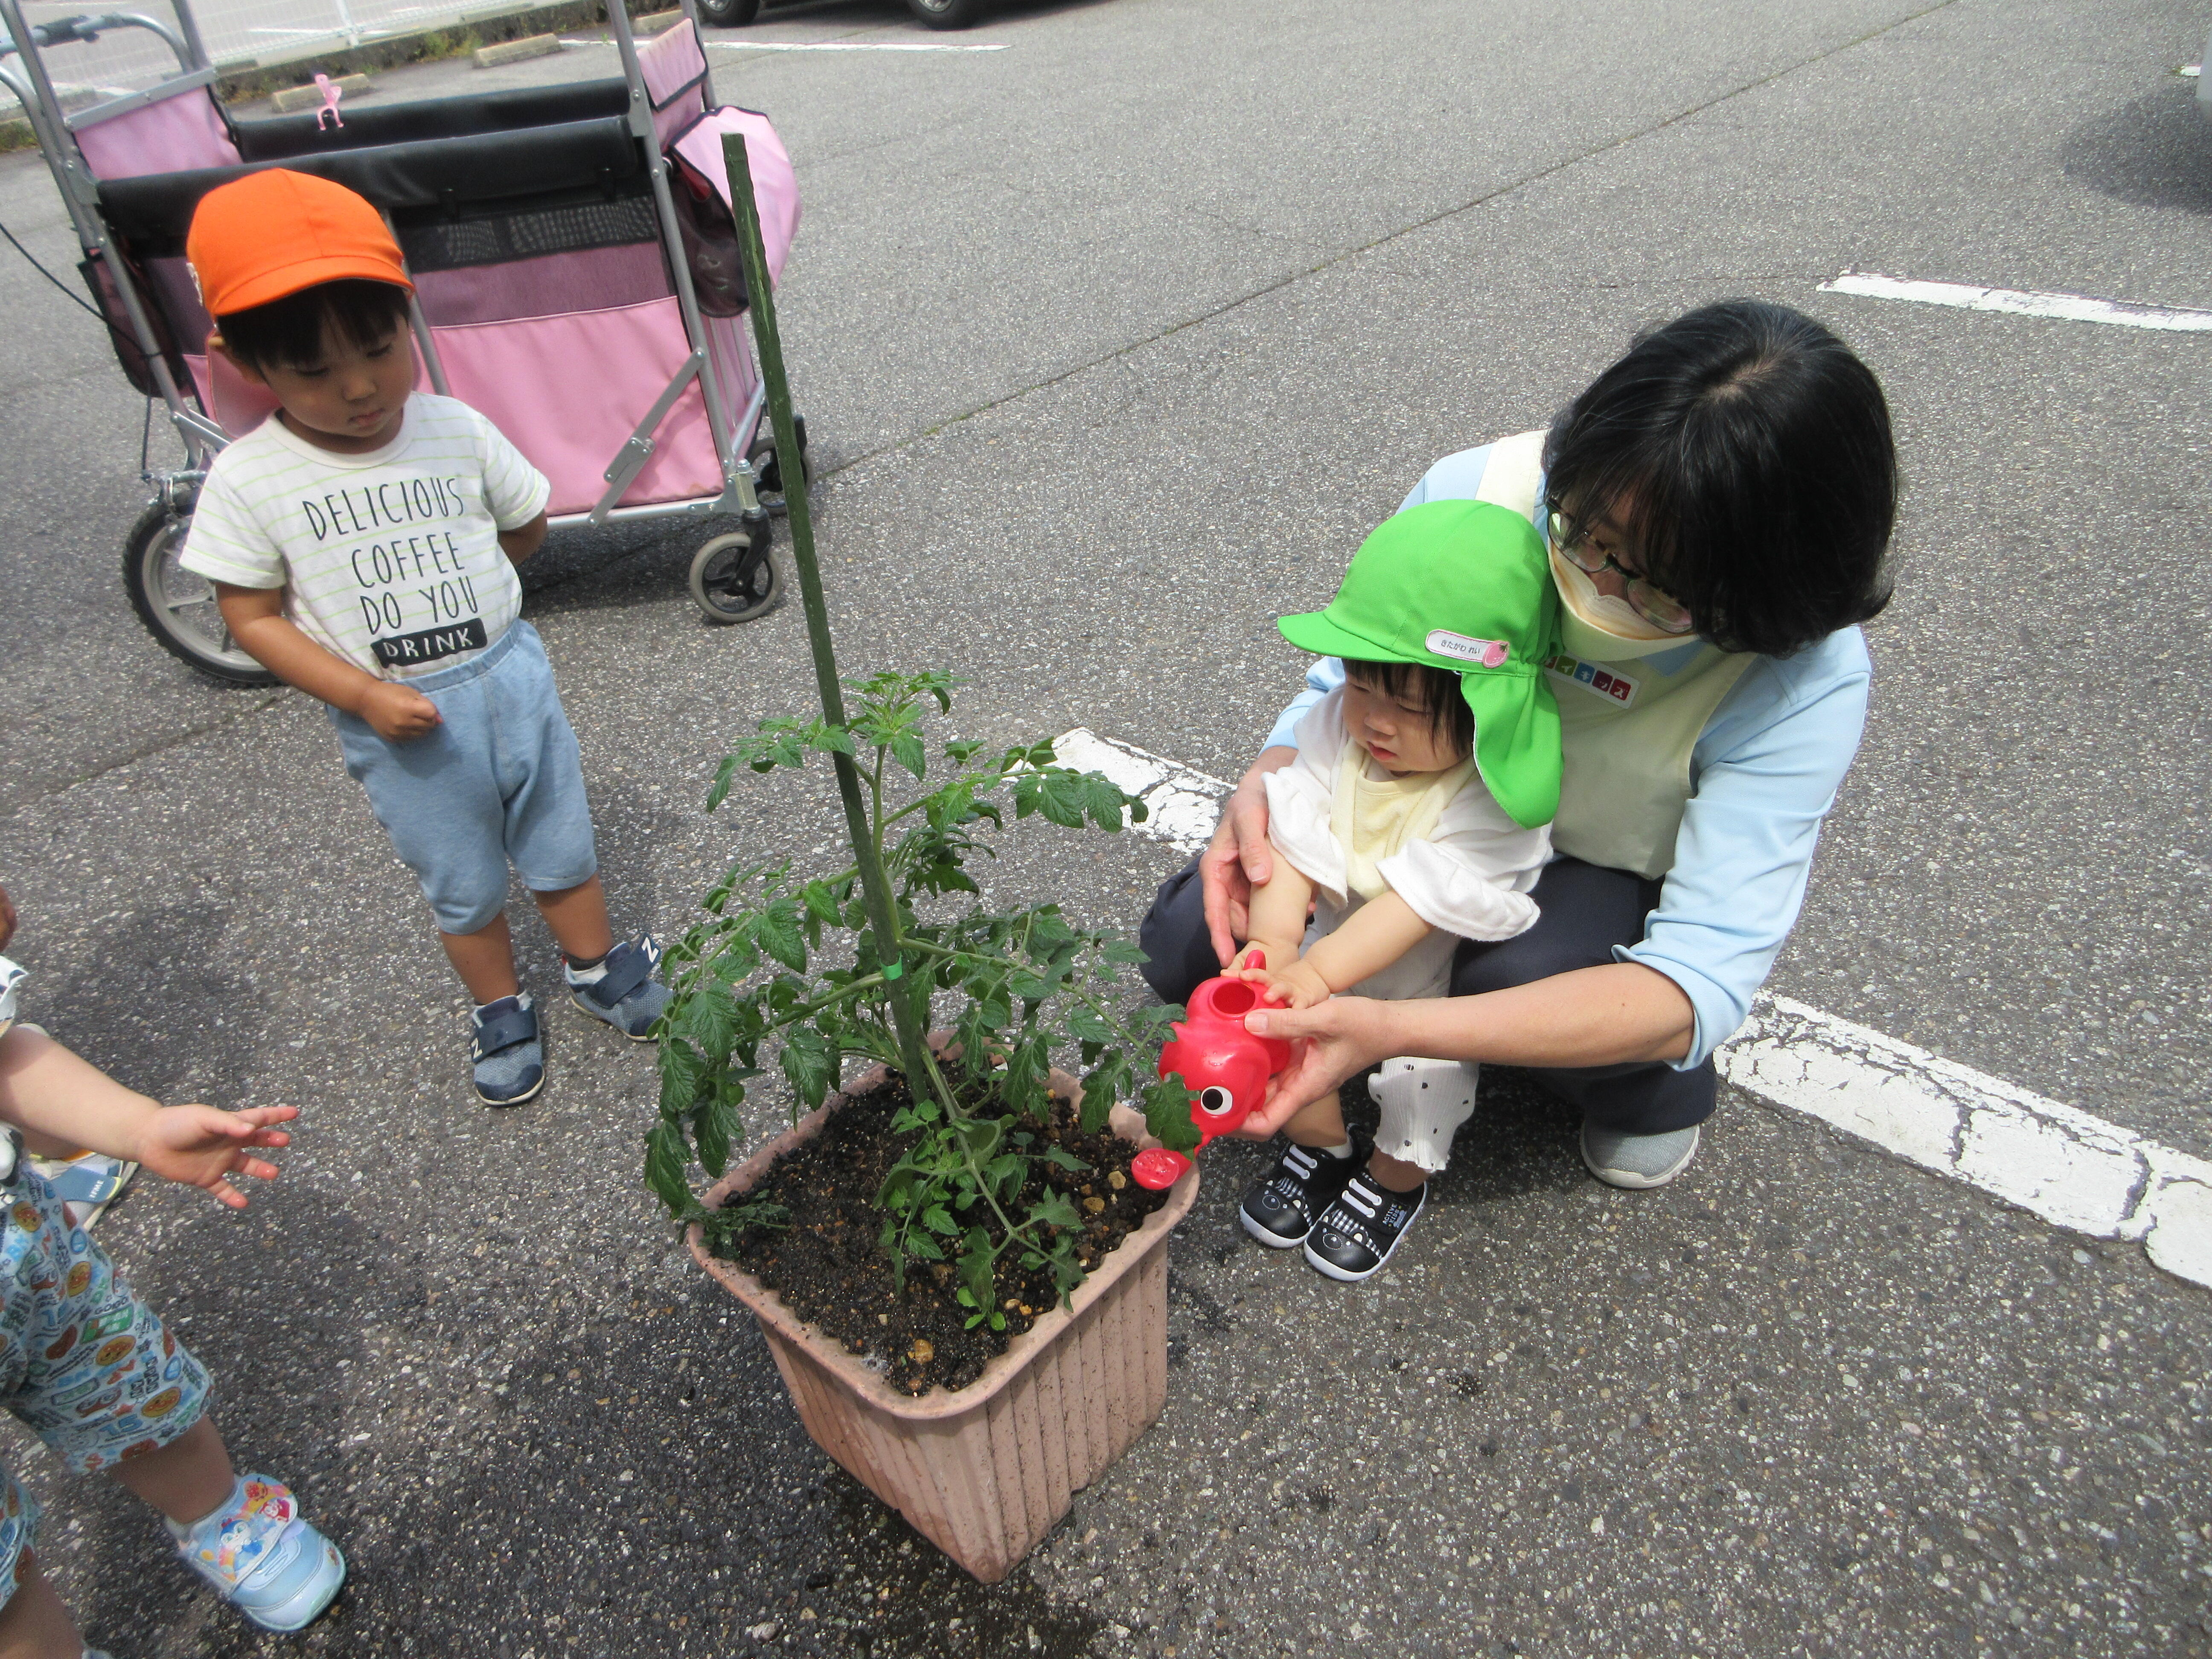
[907,0,988,28]
[694,0,762,25]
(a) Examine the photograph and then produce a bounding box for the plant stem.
[725,132,937,1108]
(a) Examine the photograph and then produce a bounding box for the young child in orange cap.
[177,169,668,1106]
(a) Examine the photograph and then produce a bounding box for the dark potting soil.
[710,1079,1172,1395]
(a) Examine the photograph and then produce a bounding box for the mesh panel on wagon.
[397,195,662,274]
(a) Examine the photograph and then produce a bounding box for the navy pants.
[1136,854,1715,1135]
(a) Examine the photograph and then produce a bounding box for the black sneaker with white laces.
[1239,1143,1361,1249]
[1304,1173,1426,1282]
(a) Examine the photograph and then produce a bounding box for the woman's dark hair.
[1542,298,1896,657]
[215,279,412,373]
[1342,657,1475,760]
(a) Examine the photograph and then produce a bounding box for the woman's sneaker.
[565,935,670,1039]
[1239,1143,1360,1248]
[168,1474,345,1633]
[1304,1173,1426,1283]
[470,993,544,1107]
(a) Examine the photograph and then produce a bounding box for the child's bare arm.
[1240,889,1437,1008]
[498,512,548,565]
[1299,891,1435,993]
[1243,861,1314,974]
[0,1025,295,1209]
[215,583,440,742]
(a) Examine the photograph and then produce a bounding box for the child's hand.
[131,1104,298,1209]
[358,681,441,742]
[1234,955,1333,1010]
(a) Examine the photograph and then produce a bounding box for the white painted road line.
[1052,728,1231,856]
[1053,728,2212,1289]
[563,37,1009,52]
[704,41,1008,52]
[1723,1001,2212,1287]
[1820,271,2212,332]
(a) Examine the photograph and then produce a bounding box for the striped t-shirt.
[179,394,550,679]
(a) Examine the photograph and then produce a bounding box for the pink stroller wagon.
[0,1,803,684]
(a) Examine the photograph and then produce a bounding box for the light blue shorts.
[330,620,599,936]
[0,1148,210,1608]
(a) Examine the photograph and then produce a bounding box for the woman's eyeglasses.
[1545,509,1696,636]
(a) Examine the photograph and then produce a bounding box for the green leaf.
[657,1038,708,1118]
[705,755,742,813]
[1078,1050,1128,1134]
[986,1152,1026,1196]
[799,879,843,925]
[1041,1145,1090,1173]
[1065,1002,1115,1043]
[944,738,984,764]
[1142,1072,1202,1153]
[644,1119,693,1217]
[905,1233,945,1263]
[1033,1189,1082,1230]
[1081,772,1129,831]
[890,729,927,781]
[1101,939,1149,966]
[922,1204,958,1236]
[756,899,807,973]
[707,934,761,984]
[691,1089,741,1179]
[673,980,738,1062]
[780,1023,835,1109]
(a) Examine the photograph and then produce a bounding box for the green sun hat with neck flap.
[1277,499,1562,828]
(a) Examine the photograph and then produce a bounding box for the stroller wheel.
[747,416,810,516]
[121,501,278,686]
[688,527,786,624]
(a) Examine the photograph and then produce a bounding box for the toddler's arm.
[498,512,548,565]
[0,1025,295,1209]
[1242,860,1314,979]
[1240,887,1435,1008]
[215,582,441,742]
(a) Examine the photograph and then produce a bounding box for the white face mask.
[1550,548,1699,662]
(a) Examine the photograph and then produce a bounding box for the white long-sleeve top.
[1260,687,1552,1001]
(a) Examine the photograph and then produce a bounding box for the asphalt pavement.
[0,1,2207,1655]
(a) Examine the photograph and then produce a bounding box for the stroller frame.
[1,0,797,681]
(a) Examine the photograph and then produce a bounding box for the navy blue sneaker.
[470,993,544,1107]
[565,935,670,1040]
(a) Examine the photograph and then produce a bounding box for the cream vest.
[1473,431,1752,881]
[1327,745,1479,901]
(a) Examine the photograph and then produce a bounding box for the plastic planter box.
[687,1080,1199,1583]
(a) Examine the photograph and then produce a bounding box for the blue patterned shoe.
[168,1474,345,1633]
[565,935,669,1040]
[471,993,544,1106]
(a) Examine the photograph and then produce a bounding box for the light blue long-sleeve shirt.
[1262,444,1871,1070]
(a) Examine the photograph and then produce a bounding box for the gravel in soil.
[710,1076,1170,1394]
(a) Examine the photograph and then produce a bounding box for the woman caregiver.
[1138,297,1898,1248]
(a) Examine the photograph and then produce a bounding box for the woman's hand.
[1234,996,1396,1138]
[1201,747,1296,969]
[132,1104,298,1209]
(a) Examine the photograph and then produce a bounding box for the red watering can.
[1129,964,1294,1191]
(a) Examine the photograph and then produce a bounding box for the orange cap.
[186,169,411,317]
